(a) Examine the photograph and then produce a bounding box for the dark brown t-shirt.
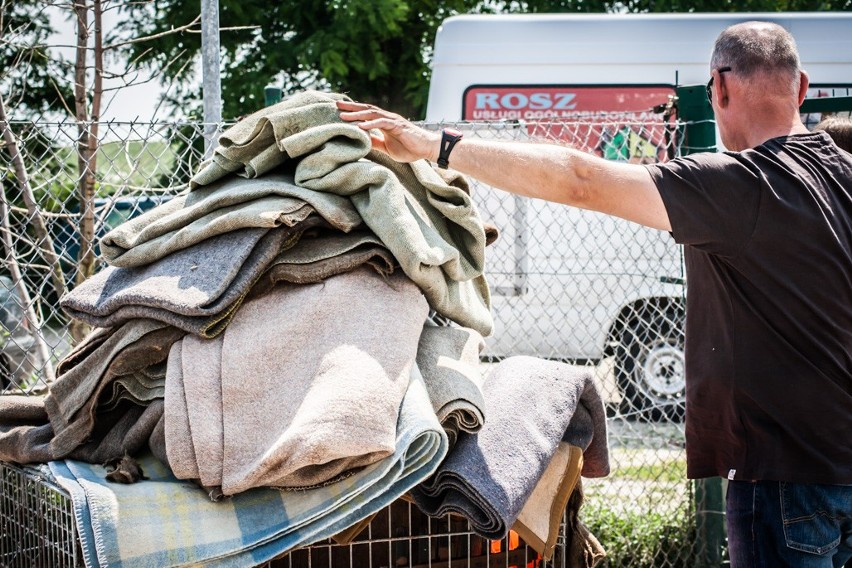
[646,131,852,484]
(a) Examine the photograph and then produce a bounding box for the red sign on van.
[463,86,673,120]
[463,85,676,162]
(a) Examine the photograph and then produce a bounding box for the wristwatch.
[437,128,464,169]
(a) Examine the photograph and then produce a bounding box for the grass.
[581,447,697,566]
[610,449,686,483]
[582,503,698,568]
[68,139,176,189]
[27,139,178,211]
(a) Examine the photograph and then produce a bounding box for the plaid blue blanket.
[49,373,446,568]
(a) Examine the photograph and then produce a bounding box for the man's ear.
[797,70,810,106]
[716,70,731,108]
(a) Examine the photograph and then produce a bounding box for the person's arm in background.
[337,100,671,232]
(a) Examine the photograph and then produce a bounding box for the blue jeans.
[726,480,852,568]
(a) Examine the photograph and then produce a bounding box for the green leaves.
[0,0,71,117]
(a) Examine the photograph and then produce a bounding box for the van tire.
[615,308,685,421]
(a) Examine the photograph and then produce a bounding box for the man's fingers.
[369,134,389,154]
[336,100,372,112]
[339,110,385,125]
[357,117,404,132]
[336,99,425,161]
[337,101,404,126]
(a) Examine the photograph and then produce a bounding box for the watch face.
[444,127,463,137]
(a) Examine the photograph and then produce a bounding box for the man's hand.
[336,100,441,164]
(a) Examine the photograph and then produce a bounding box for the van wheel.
[615,308,685,421]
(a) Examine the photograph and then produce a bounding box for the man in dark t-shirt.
[338,20,851,568]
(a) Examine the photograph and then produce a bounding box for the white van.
[425,13,852,419]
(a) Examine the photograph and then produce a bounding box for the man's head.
[708,21,810,150]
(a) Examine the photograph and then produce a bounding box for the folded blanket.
[49,369,447,568]
[165,268,429,494]
[415,324,486,448]
[44,320,183,458]
[163,340,199,480]
[54,325,114,374]
[0,394,54,463]
[191,90,492,336]
[100,173,362,268]
[165,333,223,487]
[0,393,166,468]
[411,356,609,540]
[513,442,583,561]
[68,400,165,466]
[100,367,166,412]
[249,229,396,295]
[191,91,360,185]
[562,383,610,479]
[61,220,316,338]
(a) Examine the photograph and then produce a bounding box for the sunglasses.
[706,67,732,103]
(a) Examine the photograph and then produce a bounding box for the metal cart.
[1,461,573,568]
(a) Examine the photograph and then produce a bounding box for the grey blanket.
[0,394,54,463]
[415,324,486,448]
[100,172,362,268]
[165,268,429,495]
[0,392,165,467]
[68,399,165,466]
[411,356,609,540]
[190,90,493,336]
[44,320,184,458]
[61,220,318,338]
[249,229,396,297]
[100,370,166,412]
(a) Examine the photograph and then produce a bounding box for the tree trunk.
[71,0,99,342]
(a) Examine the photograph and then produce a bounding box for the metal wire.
[0,462,82,568]
[266,500,568,568]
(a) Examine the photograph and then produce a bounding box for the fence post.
[676,84,718,154]
[201,0,222,157]
[675,83,727,568]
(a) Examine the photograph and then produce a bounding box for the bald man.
[339,20,852,567]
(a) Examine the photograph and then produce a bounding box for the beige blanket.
[165,268,429,495]
[190,90,492,336]
[513,443,583,561]
[100,173,362,268]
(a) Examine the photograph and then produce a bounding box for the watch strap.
[437,129,464,169]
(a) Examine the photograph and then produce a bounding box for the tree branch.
[0,93,69,322]
[103,14,202,50]
[0,178,56,388]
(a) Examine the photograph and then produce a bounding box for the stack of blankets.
[0,91,610,568]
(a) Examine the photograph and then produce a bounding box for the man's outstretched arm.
[337,100,672,232]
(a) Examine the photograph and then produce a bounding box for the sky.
[46,4,168,122]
